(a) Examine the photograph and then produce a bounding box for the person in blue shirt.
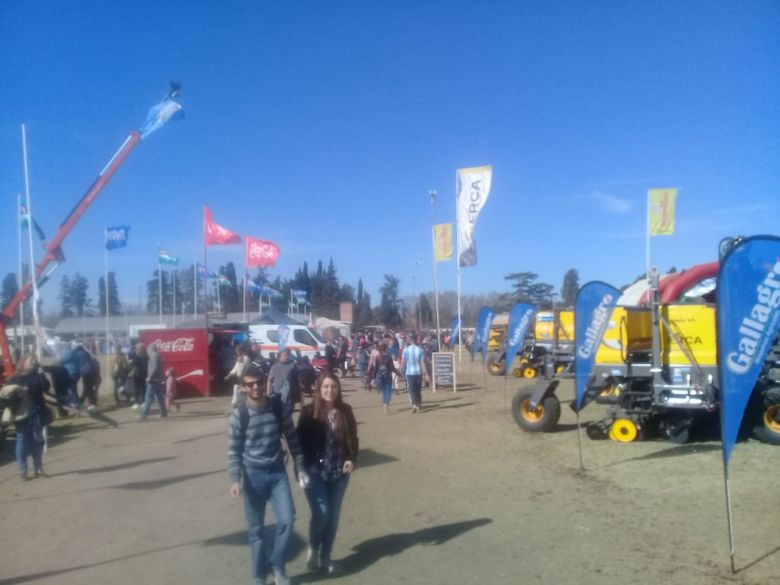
[401,334,430,413]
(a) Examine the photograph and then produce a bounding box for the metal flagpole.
[723,462,736,573]
[646,190,651,280]
[430,190,441,346]
[105,229,110,355]
[193,263,197,320]
[203,205,209,327]
[21,124,41,360]
[172,268,177,326]
[455,172,462,363]
[216,279,221,313]
[158,252,163,324]
[576,410,585,471]
[243,273,247,322]
[17,193,23,355]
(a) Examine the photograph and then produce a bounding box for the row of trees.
[0,261,581,329]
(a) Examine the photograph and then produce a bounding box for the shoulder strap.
[238,402,250,440]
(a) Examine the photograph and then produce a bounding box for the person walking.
[58,341,85,412]
[266,348,297,412]
[374,344,400,413]
[2,354,52,480]
[228,364,307,585]
[164,367,180,413]
[129,342,148,409]
[111,346,129,404]
[297,372,359,574]
[226,345,250,408]
[139,342,167,420]
[401,334,429,413]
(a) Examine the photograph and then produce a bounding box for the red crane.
[1,86,183,377]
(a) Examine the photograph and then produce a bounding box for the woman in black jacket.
[7,353,51,479]
[296,373,358,575]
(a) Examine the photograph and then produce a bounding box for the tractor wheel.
[511,367,524,378]
[511,388,561,432]
[608,418,641,443]
[752,387,780,445]
[585,420,611,440]
[487,354,505,376]
[522,367,537,379]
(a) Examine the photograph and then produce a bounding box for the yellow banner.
[648,188,677,235]
[433,223,453,261]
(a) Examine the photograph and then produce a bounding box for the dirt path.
[1,365,778,585]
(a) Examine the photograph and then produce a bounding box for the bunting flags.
[204,206,241,246]
[648,188,677,236]
[433,223,453,261]
[158,250,179,266]
[20,206,46,241]
[105,225,130,250]
[457,166,493,267]
[246,236,280,267]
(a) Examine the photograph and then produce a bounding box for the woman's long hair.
[312,372,353,451]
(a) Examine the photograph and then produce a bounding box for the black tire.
[752,387,780,445]
[659,414,692,444]
[487,352,505,376]
[511,388,561,432]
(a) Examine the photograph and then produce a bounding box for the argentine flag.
[159,250,179,266]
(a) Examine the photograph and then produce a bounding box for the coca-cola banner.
[245,236,280,268]
[140,329,209,397]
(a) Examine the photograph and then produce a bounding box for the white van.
[249,324,327,358]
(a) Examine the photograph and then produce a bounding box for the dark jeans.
[376,376,392,406]
[305,474,349,562]
[140,381,167,418]
[66,375,81,410]
[132,377,145,404]
[407,374,422,407]
[15,421,43,475]
[243,464,295,582]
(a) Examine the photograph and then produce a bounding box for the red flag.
[245,236,280,267]
[204,206,241,246]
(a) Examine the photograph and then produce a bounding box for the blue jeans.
[407,374,422,407]
[66,375,81,409]
[305,474,349,562]
[15,421,43,475]
[140,381,167,418]
[243,465,296,582]
[376,376,392,406]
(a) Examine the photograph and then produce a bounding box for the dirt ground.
[1,363,778,585]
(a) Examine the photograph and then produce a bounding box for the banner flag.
[471,306,495,362]
[574,281,622,411]
[158,249,179,266]
[648,188,677,236]
[449,317,460,349]
[504,304,536,377]
[433,223,453,261]
[247,280,263,294]
[457,165,493,267]
[246,236,280,267]
[717,236,780,465]
[217,275,231,286]
[292,289,308,302]
[197,263,217,279]
[204,206,241,246]
[20,206,46,241]
[105,225,130,250]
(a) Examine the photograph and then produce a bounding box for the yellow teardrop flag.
[433,223,453,261]
[648,189,677,236]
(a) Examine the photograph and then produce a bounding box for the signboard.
[432,352,457,392]
[139,328,209,398]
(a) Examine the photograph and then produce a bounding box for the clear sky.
[1,1,778,314]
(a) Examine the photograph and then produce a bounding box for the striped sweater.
[227,398,304,481]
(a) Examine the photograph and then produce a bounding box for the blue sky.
[1,1,778,314]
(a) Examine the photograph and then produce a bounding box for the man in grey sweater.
[228,364,308,585]
[139,342,167,420]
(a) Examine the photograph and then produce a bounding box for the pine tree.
[2,273,19,324]
[378,274,403,328]
[146,269,171,314]
[560,269,580,308]
[59,275,74,318]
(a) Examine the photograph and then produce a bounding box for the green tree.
[378,274,403,328]
[59,275,74,318]
[560,269,580,308]
[71,272,94,316]
[219,262,241,313]
[97,271,122,316]
[504,271,555,308]
[146,269,171,314]
[419,293,433,329]
[2,273,19,324]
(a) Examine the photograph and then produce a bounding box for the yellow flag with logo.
[433,223,453,261]
[648,188,677,236]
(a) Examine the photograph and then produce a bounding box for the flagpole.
[172,268,177,327]
[21,124,41,360]
[646,190,651,280]
[158,251,163,325]
[243,241,247,322]
[16,193,23,356]
[455,171,462,364]
[430,190,441,345]
[193,263,197,320]
[203,205,209,325]
[723,461,737,573]
[105,229,110,356]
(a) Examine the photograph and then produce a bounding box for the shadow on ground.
[50,456,178,477]
[353,448,399,469]
[302,518,493,581]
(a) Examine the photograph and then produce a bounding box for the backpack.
[377,356,390,380]
[236,395,288,463]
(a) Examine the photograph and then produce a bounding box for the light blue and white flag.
[105,225,130,250]
[140,93,184,139]
[158,250,179,266]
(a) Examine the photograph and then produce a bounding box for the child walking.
[165,367,180,413]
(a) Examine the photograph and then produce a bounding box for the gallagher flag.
[105,225,130,250]
[204,206,241,246]
[648,188,677,236]
[449,317,460,349]
[457,166,492,267]
[433,223,453,262]
[574,281,621,411]
[472,306,495,362]
[505,304,536,377]
[159,250,179,266]
[246,236,281,268]
[717,236,780,465]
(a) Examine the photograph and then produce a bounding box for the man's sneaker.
[34,469,48,478]
[326,561,342,575]
[131,403,139,410]
[306,547,320,572]
[272,569,291,585]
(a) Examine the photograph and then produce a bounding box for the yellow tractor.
[488,310,574,378]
